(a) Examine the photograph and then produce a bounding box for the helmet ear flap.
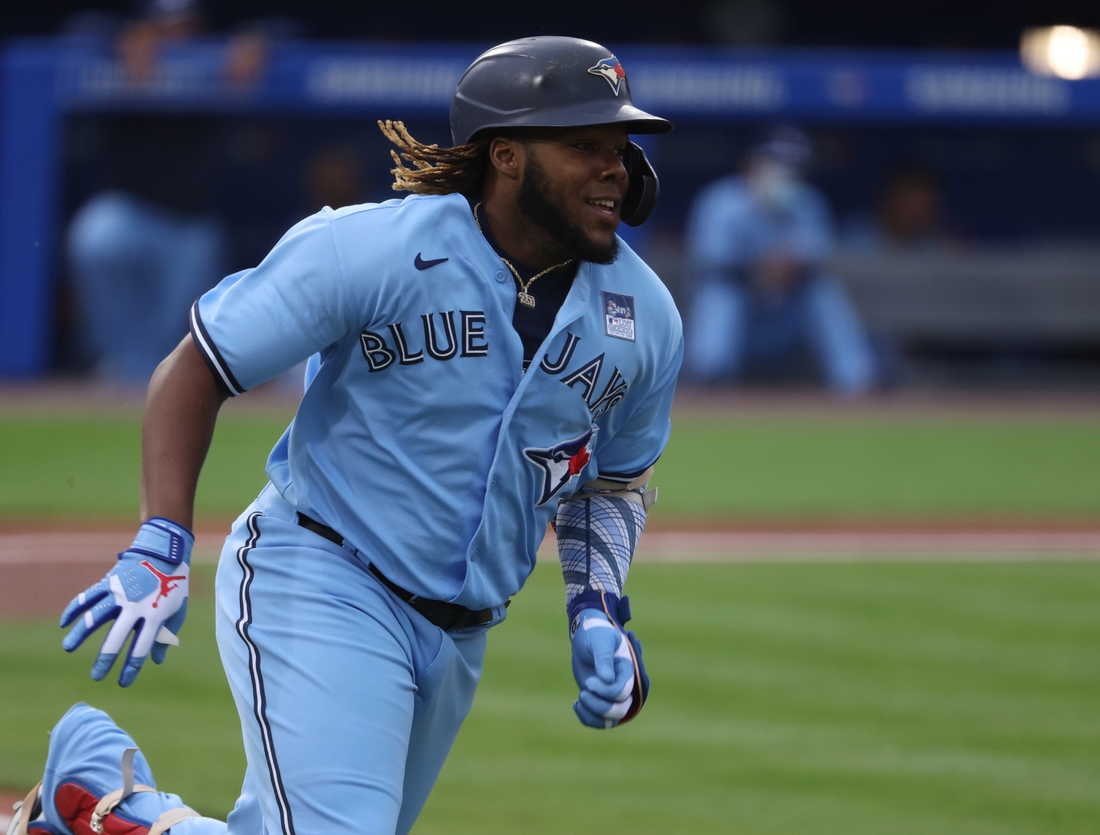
[620,141,659,227]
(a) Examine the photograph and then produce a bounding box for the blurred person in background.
[843,162,948,252]
[684,126,876,395]
[65,0,290,384]
[300,143,370,216]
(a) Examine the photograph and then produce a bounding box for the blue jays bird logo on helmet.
[524,429,597,505]
[587,56,627,96]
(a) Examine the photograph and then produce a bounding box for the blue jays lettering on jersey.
[191,192,683,611]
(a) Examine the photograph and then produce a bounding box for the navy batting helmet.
[450,37,673,226]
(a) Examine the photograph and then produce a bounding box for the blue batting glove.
[60,517,192,687]
[569,592,649,729]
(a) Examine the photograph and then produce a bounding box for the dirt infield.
[0,794,18,832]
[0,530,227,617]
[2,526,1097,619]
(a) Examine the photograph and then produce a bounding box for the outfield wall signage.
[4,39,1100,376]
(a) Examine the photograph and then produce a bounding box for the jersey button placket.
[494,271,507,283]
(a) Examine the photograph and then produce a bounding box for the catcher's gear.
[569,592,649,729]
[60,517,192,687]
[450,36,672,227]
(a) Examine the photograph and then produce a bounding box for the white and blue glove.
[60,517,193,687]
[569,591,649,729]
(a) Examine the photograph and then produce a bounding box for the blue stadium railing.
[4,37,1100,376]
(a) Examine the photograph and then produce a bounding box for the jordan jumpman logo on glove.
[61,517,193,687]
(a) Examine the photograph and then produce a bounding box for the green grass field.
[4,560,1099,834]
[3,411,1100,520]
[3,408,1099,834]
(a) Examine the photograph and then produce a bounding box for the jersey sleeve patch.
[602,291,636,342]
[189,300,246,396]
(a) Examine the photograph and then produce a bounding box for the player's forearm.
[140,336,229,528]
[557,495,645,600]
[555,469,655,628]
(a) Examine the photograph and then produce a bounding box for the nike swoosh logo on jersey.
[414,253,449,270]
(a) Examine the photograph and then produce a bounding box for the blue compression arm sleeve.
[555,493,647,610]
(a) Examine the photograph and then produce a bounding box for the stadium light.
[1021,25,1100,80]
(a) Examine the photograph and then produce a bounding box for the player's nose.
[599,150,628,184]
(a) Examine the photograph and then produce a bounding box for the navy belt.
[296,513,498,631]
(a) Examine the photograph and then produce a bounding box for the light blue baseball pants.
[38,702,225,835]
[215,484,489,835]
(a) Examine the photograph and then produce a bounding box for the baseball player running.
[26,36,682,835]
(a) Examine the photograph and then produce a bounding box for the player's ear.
[488,136,522,181]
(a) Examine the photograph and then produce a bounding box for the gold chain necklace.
[473,202,573,308]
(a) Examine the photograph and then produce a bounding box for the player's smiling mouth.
[585,198,618,219]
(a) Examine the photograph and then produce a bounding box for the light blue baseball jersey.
[191,192,682,611]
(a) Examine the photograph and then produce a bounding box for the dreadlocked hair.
[379,120,491,195]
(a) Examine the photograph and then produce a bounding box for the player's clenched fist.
[570,598,649,729]
[60,517,192,687]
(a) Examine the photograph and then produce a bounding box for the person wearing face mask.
[683,127,876,395]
